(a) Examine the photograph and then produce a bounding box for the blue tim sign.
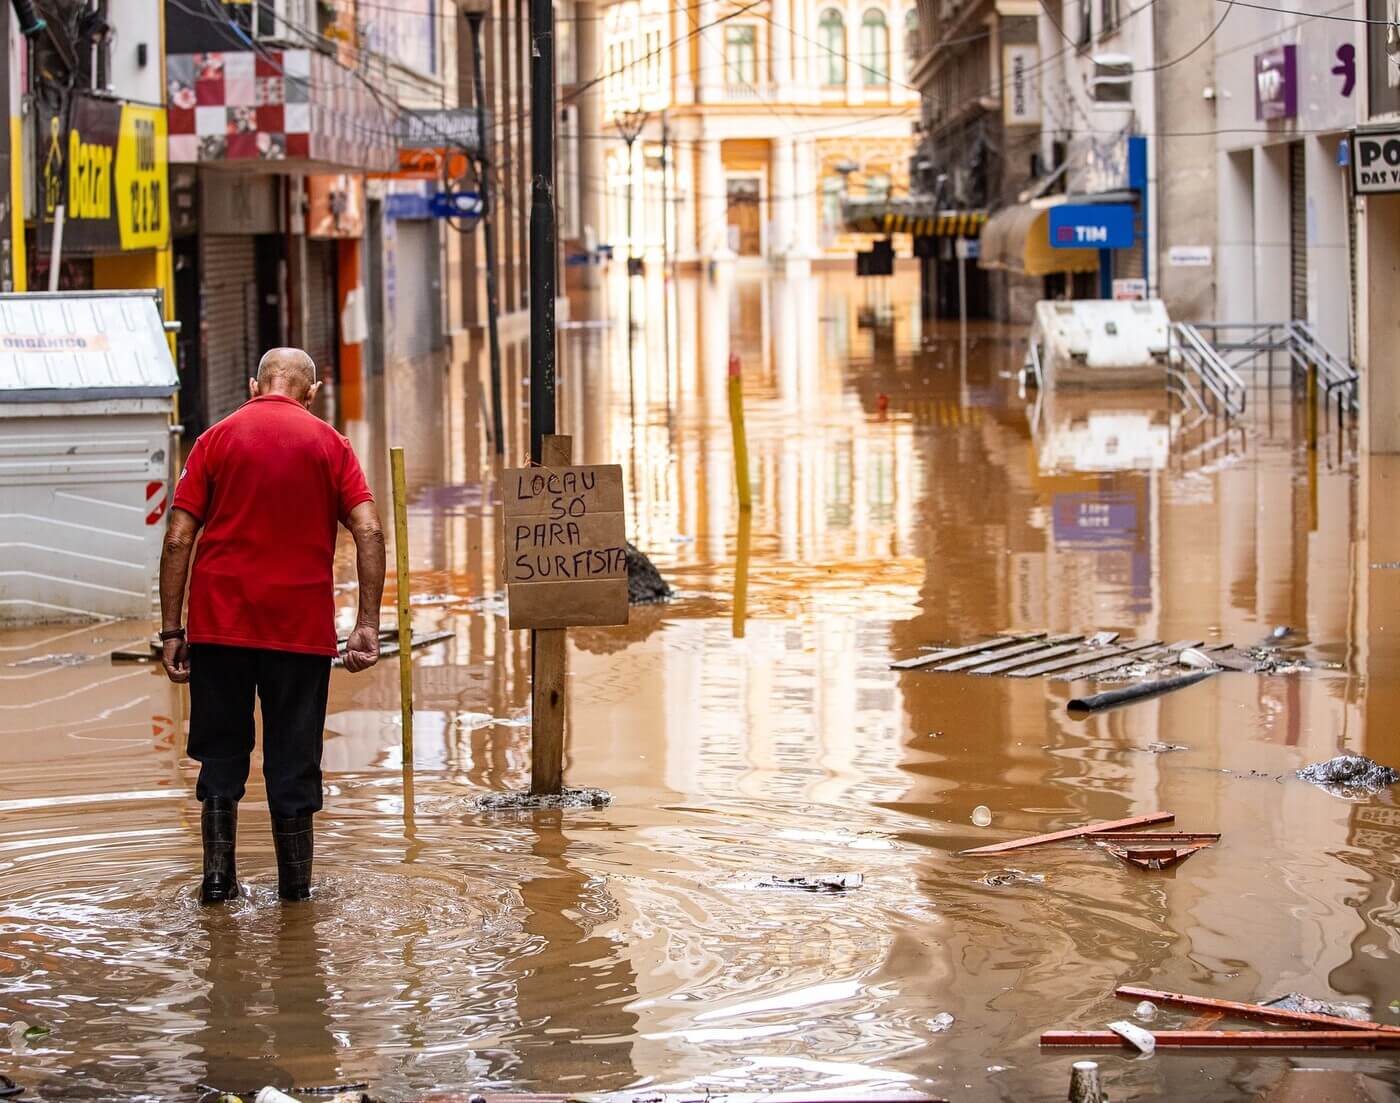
[1048,204,1136,249]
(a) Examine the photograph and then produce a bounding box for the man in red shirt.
[159,348,386,904]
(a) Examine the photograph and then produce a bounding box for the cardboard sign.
[502,464,629,630]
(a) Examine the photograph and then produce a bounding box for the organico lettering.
[68,130,113,220]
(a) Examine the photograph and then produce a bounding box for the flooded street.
[3,268,1399,1102]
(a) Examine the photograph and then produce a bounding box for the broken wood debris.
[1095,840,1212,870]
[1041,1030,1400,1050]
[1114,986,1400,1035]
[892,631,1307,681]
[959,812,1174,855]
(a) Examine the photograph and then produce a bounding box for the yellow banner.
[115,104,169,251]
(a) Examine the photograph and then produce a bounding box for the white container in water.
[253,1088,299,1103]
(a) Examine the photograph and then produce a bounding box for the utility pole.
[528,0,556,463]
[461,1,504,456]
[614,108,647,455]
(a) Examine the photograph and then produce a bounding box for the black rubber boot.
[272,815,314,902]
[199,797,240,904]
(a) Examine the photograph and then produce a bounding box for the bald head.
[253,347,319,404]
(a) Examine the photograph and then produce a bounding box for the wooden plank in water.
[1047,639,1201,682]
[970,641,1088,675]
[1090,832,1221,842]
[960,812,1174,855]
[938,635,1080,673]
[890,635,1029,671]
[1114,986,1400,1035]
[1041,1030,1400,1050]
[1019,638,1159,680]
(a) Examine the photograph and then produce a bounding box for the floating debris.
[0,1076,21,1100]
[477,787,613,811]
[1067,1061,1104,1103]
[1134,1000,1158,1022]
[626,542,672,604]
[409,593,464,606]
[756,873,863,893]
[1108,1019,1156,1055]
[1264,993,1371,1023]
[1177,648,1218,670]
[1296,755,1400,796]
[1097,839,1212,871]
[961,812,1174,855]
[1146,742,1188,753]
[971,805,992,827]
[980,868,1045,887]
[8,652,92,668]
[928,1011,955,1033]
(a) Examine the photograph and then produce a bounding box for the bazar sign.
[38,95,169,253]
[1352,130,1400,194]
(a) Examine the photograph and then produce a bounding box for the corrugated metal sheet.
[0,292,177,401]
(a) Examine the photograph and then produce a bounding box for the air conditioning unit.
[256,0,315,44]
[1090,53,1133,105]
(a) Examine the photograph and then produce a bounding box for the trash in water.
[971,805,992,827]
[1177,648,1218,670]
[1263,993,1371,1022]
[8,652,92,668]
[1296,754,1400,796]
[980,868,1045,887]
[1107,1018,1156,1055]
[409,592,464,606]
[1271,625,1292,639]
[1146,742,1188,753]
[1134,1000,1157,1022]
[1067,1060,1104,1103]
[928,1011,955,1033]
[476,786,613,811]
[0,1075,22,1100]
[626,542,673,604]
[254,1088,299,1103]
[756,872,863,893]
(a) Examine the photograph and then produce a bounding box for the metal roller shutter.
[305,239,339,381]
[1289,142,1307,321]
[200,234,258,427]
[393,219,437,363]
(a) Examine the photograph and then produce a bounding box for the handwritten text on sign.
[502,464,629,630]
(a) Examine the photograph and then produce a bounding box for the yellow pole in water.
[390,447,414,780]
[728,353,752,511]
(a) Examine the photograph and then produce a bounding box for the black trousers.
[188,643,332,819]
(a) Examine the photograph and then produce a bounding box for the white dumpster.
[0,291,178,625]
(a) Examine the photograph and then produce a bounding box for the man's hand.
[162,637,191,683]
[343,622,380,673]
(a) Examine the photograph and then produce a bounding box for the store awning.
[842,196,988,237]
[979,203,1099,276]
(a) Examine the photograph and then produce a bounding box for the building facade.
[591,0,921,264]
[163,0,461,434]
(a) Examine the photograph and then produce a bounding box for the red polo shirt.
[173,394,374,656]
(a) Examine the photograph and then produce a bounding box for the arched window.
[818,8,846,86]
[860,9,889,87]
[903,8,919,74]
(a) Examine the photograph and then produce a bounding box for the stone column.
[770,134,795,260]
[845,0,861,103]
[675,134,698,260]
[770,0,792,90]
[698,137,733,259]
[697,0,721,103]
[793,138,820,258]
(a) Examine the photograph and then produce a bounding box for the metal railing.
[1170,322,1248,419]
[1190,320,1358,416]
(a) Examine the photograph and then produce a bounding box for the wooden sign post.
[503,434,628,795]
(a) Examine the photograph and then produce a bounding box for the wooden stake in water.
[530,433,571,795]
[728,353,751,511]
[390,447,414,777]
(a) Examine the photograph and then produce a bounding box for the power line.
[1211,0,1391,23]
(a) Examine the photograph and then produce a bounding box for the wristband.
[159,628,186,642]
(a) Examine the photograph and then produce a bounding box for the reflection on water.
[0,269,1397,1101]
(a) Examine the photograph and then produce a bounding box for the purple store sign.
[1255,44,1298,120]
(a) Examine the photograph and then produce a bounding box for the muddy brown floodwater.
[3,269,1399,1102]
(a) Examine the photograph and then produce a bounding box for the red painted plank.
[1115,986,1400,1035]
[1041,1030,1400,1049]
[959,812,1175,855]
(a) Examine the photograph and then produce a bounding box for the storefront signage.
[385,192,435,220]
[1167,244,1213,266]
[1047,204,1135,249]
[502,464,629,629]
[1254,44,1297,120]
[37,95,169,254]
[1112,277,1147,301]
[1003,45,1040,126]
[1353,130,1400,194]
[399,108,488,157]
